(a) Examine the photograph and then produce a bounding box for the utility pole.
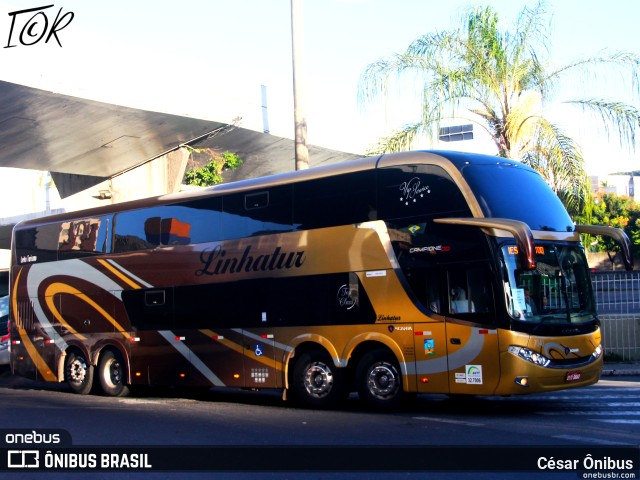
[261,84,269,134]
[291,0,309,170]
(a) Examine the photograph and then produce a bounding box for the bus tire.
[65,350,94,395]
[290,350,345,409]
[97,349,129,397]
[356,349,403,410]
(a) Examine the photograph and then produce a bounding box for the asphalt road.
[0,367,638,480]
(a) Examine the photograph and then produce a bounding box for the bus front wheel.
[97,350,129,397]
[290,350,345,409]
[65,350,94,395]
[356,349,403,410]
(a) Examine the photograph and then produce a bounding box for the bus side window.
[377,164,471,220]
[450,285,475,313]
[445,266,494,320]
[425,269,441,313]
[113,209,160,252]
[222,185,293,239]
[401,267,443,314]
[293,170,376,230]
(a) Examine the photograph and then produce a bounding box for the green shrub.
[184,149,243,187]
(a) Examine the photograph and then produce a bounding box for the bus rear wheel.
[290,350,345,409]
[97,350,129,397]
[356,349,403,410]
[65,350,93,395]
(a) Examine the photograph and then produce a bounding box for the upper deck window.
[14,223,60,263]
[293,170,376,229]
[222,185,293,239]
[378,165,470,220]
[58,216,111,259]
[112,186,296,253]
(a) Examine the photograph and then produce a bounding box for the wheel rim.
[69,358,87,384]
[106,358,122,387]
[303,361,334,399]
[366,362,399,399]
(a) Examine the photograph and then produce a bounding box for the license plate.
[565,371,582,382]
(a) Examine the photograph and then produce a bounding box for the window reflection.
[112,186,295,253]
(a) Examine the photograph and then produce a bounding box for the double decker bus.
[9,150,632,409]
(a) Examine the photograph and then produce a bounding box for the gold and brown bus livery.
[9,150,632,409]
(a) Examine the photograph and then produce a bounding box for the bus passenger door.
[444,266,501,395]
[413,320,450,393]
[409,268,451,393]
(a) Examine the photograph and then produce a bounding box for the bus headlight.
[592,344,603,360]
[508,346,551,367]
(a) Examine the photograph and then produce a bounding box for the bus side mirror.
[575,224,633,271]
[434,217,537,270]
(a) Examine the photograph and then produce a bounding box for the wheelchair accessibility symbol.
[254,344,264,356]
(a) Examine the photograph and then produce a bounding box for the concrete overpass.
[0,80,359,251]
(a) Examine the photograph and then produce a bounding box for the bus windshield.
[459,162,574,232]
[501,244,596,325]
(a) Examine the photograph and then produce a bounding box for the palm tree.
[358,1,640,216]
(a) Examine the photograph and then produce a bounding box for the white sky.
[0,0,638,176]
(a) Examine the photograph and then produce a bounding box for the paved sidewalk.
[601,362,640,376]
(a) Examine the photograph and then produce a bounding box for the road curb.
[601,366,640,376]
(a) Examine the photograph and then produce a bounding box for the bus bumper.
[495,350,603,395]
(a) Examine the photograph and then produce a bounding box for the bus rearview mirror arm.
[575,224,633,271]
[434,217,537,271]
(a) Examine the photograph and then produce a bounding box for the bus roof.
[14,150,530,229]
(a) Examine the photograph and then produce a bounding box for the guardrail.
[592,271,640,361]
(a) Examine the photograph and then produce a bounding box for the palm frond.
[505,90,542,157]
[521,120,590,215]
[565,99,640,149]
[541,51,640,94]
[365,122,425,155]
[357,1,638,219]
[357,53,427,106]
